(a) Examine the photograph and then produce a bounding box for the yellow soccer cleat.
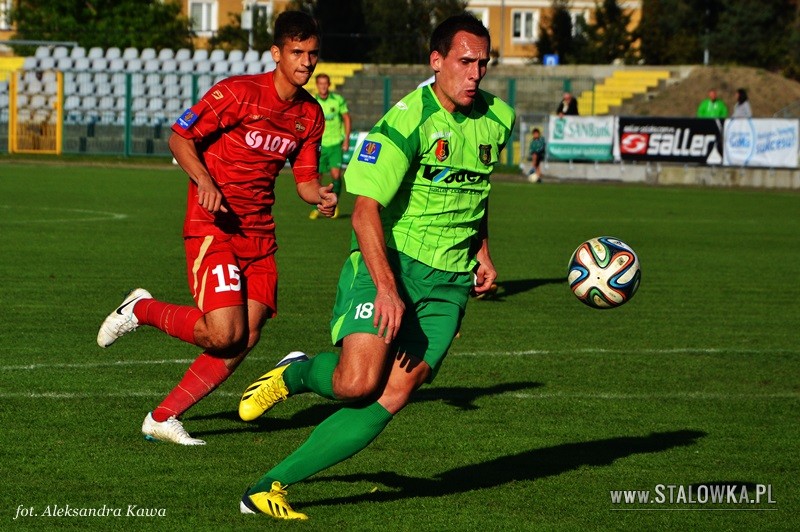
[331,205,340,219]
[308,208,320,220]
[239,365,290,421]
[240,482,308,520]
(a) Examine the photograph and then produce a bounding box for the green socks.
[332,177,342,197]
[249,401,393,492]
[282,351,339,400]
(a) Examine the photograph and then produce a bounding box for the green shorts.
[330,249,473,382]
[319,143,344,174]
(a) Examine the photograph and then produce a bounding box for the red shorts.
[184,234,278,316]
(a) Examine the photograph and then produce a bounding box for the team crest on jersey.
[176,109,198,129]
[479,144,492,165]
[295,121,305,132]
[357,141,381,164]
[435,139,449,162]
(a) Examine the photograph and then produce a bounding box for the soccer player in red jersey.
[96,11,336,445]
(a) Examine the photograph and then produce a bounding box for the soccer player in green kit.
[309,73,351,219]
[238,13,515,520]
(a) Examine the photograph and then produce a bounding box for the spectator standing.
[732,88,752,118]
[697,89,728,118]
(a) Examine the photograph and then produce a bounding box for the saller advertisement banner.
[547,115,614,161]
[618,117,723,164]
[723,118,799,168]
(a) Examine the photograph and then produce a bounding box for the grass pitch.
[0,160,798,531]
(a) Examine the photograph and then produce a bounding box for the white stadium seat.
[244,50,260,63]
[34,46,50,59]
[56,57,73,70]
[52,46,69,59]
[228,50,244,62]
[105,47,122,60]
[70,46,86,59]
[158,48,175,61]
[209,49,226,62]
[174,48,192,61]
[193,49,209,62]
[87,47,104,59]
[140,48,157,61]
[122,47,139,61]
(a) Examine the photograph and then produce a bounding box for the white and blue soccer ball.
[568,236,641,309]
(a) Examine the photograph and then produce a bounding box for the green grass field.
[1,160,798,531]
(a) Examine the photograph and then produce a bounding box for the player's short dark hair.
[430,13,490,57]
[273,10,320,48]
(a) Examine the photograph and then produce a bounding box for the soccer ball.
[568,236,641,309]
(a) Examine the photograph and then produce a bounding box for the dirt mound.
[621,66,800,118]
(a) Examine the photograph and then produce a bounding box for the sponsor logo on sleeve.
[357,141,381,164]
[176,109,198,129]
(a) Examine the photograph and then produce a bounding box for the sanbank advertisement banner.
[618,117,723,164]
[723,118,798,168]
[547,116,614,161]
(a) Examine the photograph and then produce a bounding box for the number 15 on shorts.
[212,264,241,293]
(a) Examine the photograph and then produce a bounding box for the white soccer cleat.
[275,351,309,367]
[141,412,206,446]
[96,288,152,348]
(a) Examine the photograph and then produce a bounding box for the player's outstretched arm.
[296,180,337,217]
[472,205,497,294]
[352,195,405,343]
[169,134,227,213]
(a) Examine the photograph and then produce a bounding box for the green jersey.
[315,92,349,147]
[345,85,515,273]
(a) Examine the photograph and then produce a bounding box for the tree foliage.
[576,0,636,64]
[536,0,578,64]
[9,0,193,53]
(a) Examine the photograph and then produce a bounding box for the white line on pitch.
[2,347,796,372]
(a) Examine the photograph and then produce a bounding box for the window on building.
[190,1,218,36]
[0,0,11,31]
[512,10,538,43]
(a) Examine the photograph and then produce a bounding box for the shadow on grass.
[189,380,543,436]
[300,430,706,507]
[476,277,567,301]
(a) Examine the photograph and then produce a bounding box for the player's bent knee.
[332,371,381,401]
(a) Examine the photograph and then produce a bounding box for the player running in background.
[238,13,515,519]
[309,72,351,220]
[96,11,336,446]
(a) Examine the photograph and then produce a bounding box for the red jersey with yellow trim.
[171,70,324,237]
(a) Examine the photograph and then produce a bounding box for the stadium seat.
[34,46,50,59]
[174,48,192,62]
[98,95,116,111]
[126,58,142,72]
[38,57,55,70]
[209,49,226,62]
[165,97,182,114]
[22,57,38,70]
[178,60,195,73]
[16,93,29,108]
[161,59,177,72]
[193,49,209,62]
[75,71,93,85]
[140,48,157,61]
[56,57,73,70]
[122,47,139,61]
[212,60,229,74]
[52,46,69,59]
[243,50,260,64]
[158,48,175,61]
[106,47,122,60]
[29,94,48,109]
[228,50,244,63]
[43,80,58,96]
[73,57,90,71]
[131,96,147,112]
[78,82,95,97]
[246,62,263,74]
[70,46,86,59]
[143,59,160,72]
[90,58,108,71]
[26,79,43,94]
[87,47,104,60]
[194,60,211,73]
[107,58,126,72]
[229,61,246,75]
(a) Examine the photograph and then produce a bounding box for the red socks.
[134,299,202,344]
[152,353,233,422]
